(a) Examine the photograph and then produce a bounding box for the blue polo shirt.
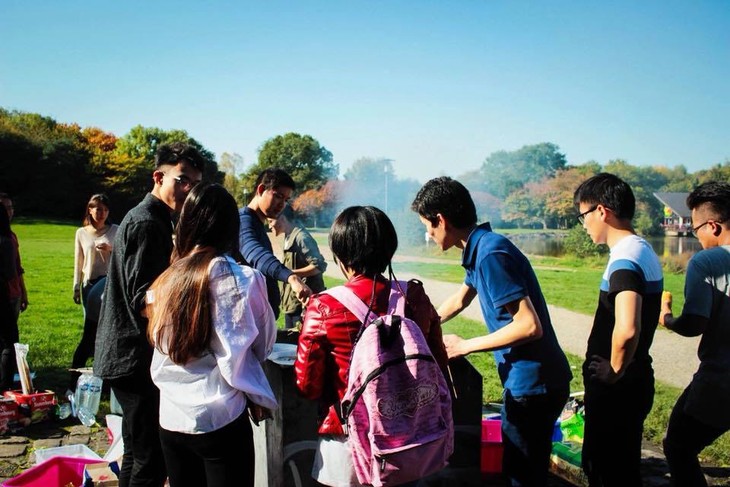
[463,223,572,395]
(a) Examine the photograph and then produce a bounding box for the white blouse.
[73,224,118,290]
[150,255,278,434]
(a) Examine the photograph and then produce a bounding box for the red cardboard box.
[4,390,56,424]
[0,397,19,434]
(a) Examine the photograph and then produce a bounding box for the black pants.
[0,298,19,391]
[110,371,167,487]
[582,370,654,487]
[159,412,254,487]
[663,386,728,487]
[502,385,570,487]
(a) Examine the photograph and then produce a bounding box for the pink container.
[3,456,105,487]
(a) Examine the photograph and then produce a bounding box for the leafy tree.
[109,125,221,212]
[696,160,730,185]
[244,133,338,194]
[219,152,246,204]
[502,183,547,228]
[543,166,600,228]
[478,142,567,199]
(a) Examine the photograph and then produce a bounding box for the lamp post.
[383,159,393,214]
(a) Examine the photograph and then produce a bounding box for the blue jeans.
[501,386,569,487]
[663,386,728,487]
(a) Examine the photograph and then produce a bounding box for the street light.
[383,159,393,214]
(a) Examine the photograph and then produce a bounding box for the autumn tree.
[108,125,221,212]
[292,180,342,227]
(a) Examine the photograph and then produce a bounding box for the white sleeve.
[209,257,278,410]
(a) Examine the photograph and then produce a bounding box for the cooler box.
[3,456,105,487]
[481,416,503,474]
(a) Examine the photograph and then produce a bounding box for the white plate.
[268,343,297,367]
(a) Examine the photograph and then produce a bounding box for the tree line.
[2,108,728,241]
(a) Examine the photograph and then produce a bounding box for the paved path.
[308,241,701,390]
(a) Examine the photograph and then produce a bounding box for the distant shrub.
[563,225,608,258]
[661,253,691,274]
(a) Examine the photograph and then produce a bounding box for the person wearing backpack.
[412,177,572,487]
[295,206,452,487]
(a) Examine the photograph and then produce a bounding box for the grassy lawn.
[393,256,688,316]
[10,220,728,466]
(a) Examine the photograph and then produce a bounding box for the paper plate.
[268,343,297,367]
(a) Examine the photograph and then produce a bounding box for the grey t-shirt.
[681,245,730,428]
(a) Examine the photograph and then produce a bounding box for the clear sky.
[2,1,728,182]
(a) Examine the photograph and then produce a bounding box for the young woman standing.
[71,194,118,373]
[148,183,277,487]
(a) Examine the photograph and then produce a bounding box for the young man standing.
[239,168,311,318]
[574,173,663,487]
[660,181,730,487]
[412,177,571,487]
[94,142,205,487]
[268,206,327,329]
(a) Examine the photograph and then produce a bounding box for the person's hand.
[248,403,273,426]
[19,295,28,312]
[587,355,619,384]
[288,275,312,305]
[443,334,468,359]
[73,289,81,305]
[659,291,672,326]
[95,242,111,252]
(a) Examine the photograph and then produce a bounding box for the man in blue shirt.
[660,181,730,487]
[412,177,571,487]
[239,168,311,318]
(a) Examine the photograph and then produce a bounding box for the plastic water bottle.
[74,373,103,426]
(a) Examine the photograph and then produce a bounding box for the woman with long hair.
[295,205,450,486]
[71,194,118,374]
[147,183,277,487]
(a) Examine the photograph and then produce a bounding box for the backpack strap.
[322,280,409,324]
[322,286,375,325]
[389,280,408,316]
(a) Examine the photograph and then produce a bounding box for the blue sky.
[2,1,728,182]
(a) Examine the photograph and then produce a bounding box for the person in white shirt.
[71,194,118,376]
[147,183,277,487]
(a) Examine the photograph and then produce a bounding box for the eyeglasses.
[167,174,200,190]
[691,219,724,238]
[577,205,598,225]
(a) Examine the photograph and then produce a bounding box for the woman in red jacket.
[294,205,449,487]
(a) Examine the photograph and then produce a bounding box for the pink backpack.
[324,281,454,486]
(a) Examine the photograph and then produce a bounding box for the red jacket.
[295,275,449,435]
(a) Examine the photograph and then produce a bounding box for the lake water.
[507,233,702,258]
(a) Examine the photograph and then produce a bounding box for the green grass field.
[10,220,728,466]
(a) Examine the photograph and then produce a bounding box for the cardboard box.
[4,390,56,424]
[0,397,19,434]
[83,462,119,486]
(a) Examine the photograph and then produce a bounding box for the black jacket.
[94,194,174,380]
